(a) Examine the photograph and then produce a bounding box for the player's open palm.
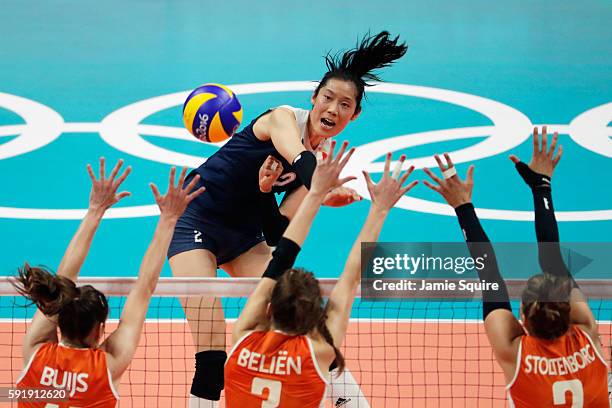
[86,157,132,212]
[150,167,206,220]
[310,140,356,196]
[509,126,562,179]
[363,153,417,212]
[423,153,474,209]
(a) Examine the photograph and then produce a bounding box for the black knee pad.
[190,350,227,401]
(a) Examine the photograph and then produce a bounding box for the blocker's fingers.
[187,187,206,202]
[391,155,405,179]
[362,170,374,187]
[109,159,124,181]
[116,191,131,202]
[168,167,176,188]
[443,153,454,168]
[422,179,440,192]
[398,165,415,185]
[333,141,349,164]
[553,145,563,167]
[99,157,106,180]
[400,180,419,195]
[178,167,188,187]
[509,155,520,164]
[184,174,201,193]
[434,154,445,171]
[466,165,475,186]
[423,167,443,185]
[548,132,558,157]
[383,152,392,176]
[149,183,161,201]
[338,176,357,187]
[114,166,132,187]
[86,164,96,182]
[326,140,337,163]
[338,147,355,170]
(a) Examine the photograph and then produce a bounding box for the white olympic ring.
[0,83,610,221]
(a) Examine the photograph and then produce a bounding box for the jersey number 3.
[251,377,282,407]
[553,379,583,407]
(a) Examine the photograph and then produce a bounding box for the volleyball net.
[0,277,610,407]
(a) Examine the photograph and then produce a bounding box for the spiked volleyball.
[182,83,243,142]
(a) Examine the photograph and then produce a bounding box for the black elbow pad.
[292,150,316,189]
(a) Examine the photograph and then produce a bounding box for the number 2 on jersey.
[553,379,583,407]
[251,377,282,408]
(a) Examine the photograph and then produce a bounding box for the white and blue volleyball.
[182,83,243,142]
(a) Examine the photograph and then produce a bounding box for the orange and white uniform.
[508,325,608,407]
[16,342,119,408]
[225,330,329,408]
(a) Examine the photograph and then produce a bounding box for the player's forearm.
[135,215,177,296]
[531,187,573,280]
[57,208,105,281]
[279,186,308,220]
[343,205,389,285]
[455,203,511,318]
[282,190,326,246]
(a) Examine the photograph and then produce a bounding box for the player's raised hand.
[149,167,206,220]
[362,153,417,212]
[509,126,562,188]
[86,157,132,213]
[259,155,284,193]
[310,140,356,196]
[423,153,474,208]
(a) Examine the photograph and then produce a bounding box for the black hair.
[314,31,408,112]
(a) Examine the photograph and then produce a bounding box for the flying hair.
[13,263,109,344]
[316,31,408,111]
[325,31,407,84]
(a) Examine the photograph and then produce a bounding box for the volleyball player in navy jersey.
[168,31,408,405]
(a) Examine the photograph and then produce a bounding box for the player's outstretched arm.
[424,154,522,368]
[102,167,204,381]
[22,158,131,361]
[326,153,417,347]
[510,128,598,336]
[58,158,132,281]
[233,142,355,343]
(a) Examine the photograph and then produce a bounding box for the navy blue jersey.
[193,111,303,227]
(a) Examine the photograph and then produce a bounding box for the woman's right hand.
[259,155,284,193]
[309,141,356,197]
[86,157,132,213]
[149,167,206,221]
[363,153,418,212]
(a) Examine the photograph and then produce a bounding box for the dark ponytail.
[14,264,78,316]
[13,263,109,344]
[521,274,572,340]
[270,269,345,373]
[315,31,408,111]
[317,312,345,374]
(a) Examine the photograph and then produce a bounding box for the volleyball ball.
[182,83,243,143]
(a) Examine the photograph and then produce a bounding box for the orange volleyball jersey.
[225,331,329,408]
[16,342,119,408]
[508,325,608,407]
